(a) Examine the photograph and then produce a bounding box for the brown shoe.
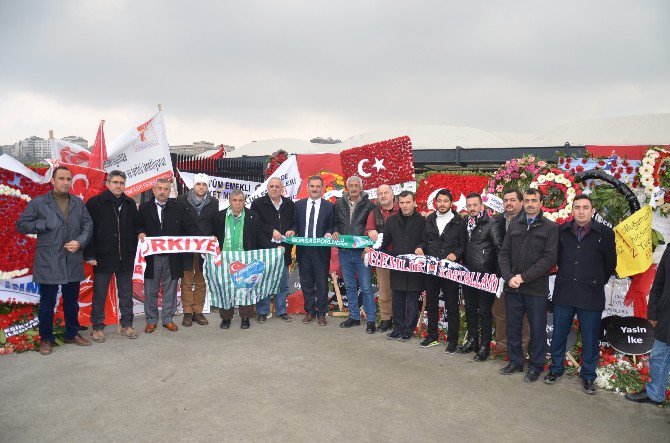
[193,313,209,325]
[318,315,327,326]
[91,329,105,343]
[182,313,193,327]
[303,314,315,324]
[145,323,157,333]
[121,326,138,339]
[39,340,53,355]
[163,322,178,332]
[64,334,92,346]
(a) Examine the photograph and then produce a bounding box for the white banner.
[104,112,173,197]
[49,139,92,166]
[244,155,301,207]
[178,170,262,203]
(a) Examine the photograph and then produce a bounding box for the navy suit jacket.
[292,198,335,262]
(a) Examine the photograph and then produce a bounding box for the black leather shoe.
[499,363,524,375]
[378,319,393,331]
[543,372,562,384]
[386,331,401,340]
[625,390,663,405]
[241,318,251,329]
[182,313,193,327]
[220,319,231,329]
[366,322,376,334]
[583,379,596,395]
[524,370,541,383]
[445,341,457,354]
[399,334,413,342]
[278,314,292,322]
[257,314,267,323]
[340,318,361,328]
[456,338,479,354]
[473,346,490,361]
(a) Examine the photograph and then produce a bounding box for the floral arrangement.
[558,156,638,185]
[0,303,45,354]
[595,350,653,395]
[416,171,490,213]
[318,170,345,203]
[529,167,581,224]
[340,136,415,190]
[636,146,670,216]
[487,155,546,196]
[265,149,289,178]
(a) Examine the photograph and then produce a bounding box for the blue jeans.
[647,339,670,402]
[256,265,289,316]
[338,249,376,322]
[550,304,601,381]
[39,281,81,343]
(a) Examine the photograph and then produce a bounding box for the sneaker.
[583,379,596,395]
[340,318,361,328]
[419,337,439,348]
[499,363,524,375]
[543,372,562,384]
[91,329,105,343]
[257,314,267,323]
[386,331,402,340]
[445,341,457,354]
[278,314,292,322]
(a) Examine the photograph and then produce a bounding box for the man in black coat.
[333,176,376,333]
[250,177,295,322]
[137,178,199,333]
[498,188,558,382]
[545,195,616,394]
[176,173,218,327]
[286,175,335,326]
[458,193,502,361]
[84,170,140,341]
[213,189,275,329]
[380,191,426,341]
[626,246,670,405]
[415,189,465,352]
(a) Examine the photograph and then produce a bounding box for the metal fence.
[170,153,267,195]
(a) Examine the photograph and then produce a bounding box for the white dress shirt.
[304,198,322,238]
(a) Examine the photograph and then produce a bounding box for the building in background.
[61,135,89,150]
[170,140,220,156]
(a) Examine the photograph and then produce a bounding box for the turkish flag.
[59,162,107,201]
[340,136,414,190]
[89,120,108,169]
[295,153,343,199]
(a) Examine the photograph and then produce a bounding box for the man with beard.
[457,193,502,361]
[415,189,465,353]
[251,177,295,322]
[379,191,426,341]
[365,184,399,332]
[176,173,218,327]
[499,188,558,382]
[333,176,376,333]
[85,170,140,341]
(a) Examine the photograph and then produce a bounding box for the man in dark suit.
[213,189,275,329]
[545,195,616,394]
[286,175,335,326]
[137,178,199,333]
[84,170,140,341]
[379,190,426,341]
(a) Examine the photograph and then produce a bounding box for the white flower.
[536,176,546,184]
[640,176,654,187]
[545,172,556,181]
[556,173,565,181]
[638,164,653,176]
[567,187,576,195]
[565,204,573,212]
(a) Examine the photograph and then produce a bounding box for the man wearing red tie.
[286,175,335,326]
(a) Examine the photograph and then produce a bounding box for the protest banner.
[614,206,653,277]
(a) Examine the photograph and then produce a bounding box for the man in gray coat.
[16,166,94,355]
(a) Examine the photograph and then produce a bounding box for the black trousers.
[298,248,330,316]
[463,285,495,346]
[505,291,547,372]
[425,275,459,343]
[92,270,134,330]
[392,290,421,336]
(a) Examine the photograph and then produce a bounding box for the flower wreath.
[530,168,581,224]
[487,155,546,197]
[266,149,289,178]
[637,146,670,216]
[416,172,489,213]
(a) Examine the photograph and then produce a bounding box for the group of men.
[16,167,670,403]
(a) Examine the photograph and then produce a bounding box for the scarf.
[467,211,484,237]
[187,188,211,216]
[223,209,245,251]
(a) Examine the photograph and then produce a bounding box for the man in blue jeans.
[626,246,670,405]
[544,195,616,394]
[332,176,376,333]
[16,166,94,355]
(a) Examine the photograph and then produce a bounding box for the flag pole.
[157,103,162,112]
[48,130,54,139]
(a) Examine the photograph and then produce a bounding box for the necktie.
[308,200,316,238]
[577,225,583,241]
[527,217,534,226]
[157,203,166,229]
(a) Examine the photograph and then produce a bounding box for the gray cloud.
[0,0,668,145]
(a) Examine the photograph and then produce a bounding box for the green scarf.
[282,235,373,249]
[223,209,245,251]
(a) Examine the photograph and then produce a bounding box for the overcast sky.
[1,0,668,147]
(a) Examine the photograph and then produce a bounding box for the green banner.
[282,235,374,249]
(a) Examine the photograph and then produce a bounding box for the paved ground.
[0,313,667,442]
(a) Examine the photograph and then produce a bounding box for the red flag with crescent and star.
[340,136,415,190]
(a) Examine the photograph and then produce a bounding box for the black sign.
[599,315,620,348]
[606,316,655,355]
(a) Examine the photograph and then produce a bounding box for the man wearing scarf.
[458,193,502,361]
[176,173,218,327]
[213,189,275,329]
